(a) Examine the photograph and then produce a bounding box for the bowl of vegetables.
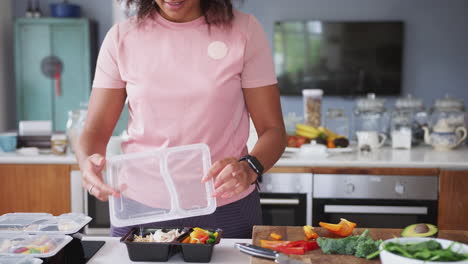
[379,237,468,264]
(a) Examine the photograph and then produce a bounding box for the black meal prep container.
[121,227,223,262]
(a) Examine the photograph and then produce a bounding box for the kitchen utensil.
[50,1,81,18]
[235,243,305,264]
[422,119,467,151]
[379,237,468,264]
[18,121,52,136]
[356,131,387,151]
[298,141,328,158]
[0,133,17,152]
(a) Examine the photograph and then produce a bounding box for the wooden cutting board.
[251,226,468,264]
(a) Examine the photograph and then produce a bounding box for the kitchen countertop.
[1,146,467,169]
[277,146,468,169]
[82,237,251,264]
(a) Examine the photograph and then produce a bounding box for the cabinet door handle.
[260,198,300,205]
[324,205,428,215]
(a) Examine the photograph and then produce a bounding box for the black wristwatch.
[239,154,264,185]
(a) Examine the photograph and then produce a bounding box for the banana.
[296,124,320,134]
[296,128,320,139]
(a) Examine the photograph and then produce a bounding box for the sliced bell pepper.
[199,234,210,243]
[260,240,290,250]
[269,232,283,241]
[285,240,319,251]
[303,225,319,239]
[181,236,191,243]
[319,218,356,237]
[275,246,305,255]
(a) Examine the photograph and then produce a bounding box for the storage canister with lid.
[353,93,389,140]
[302,89,323,127]
[391,94,428,148]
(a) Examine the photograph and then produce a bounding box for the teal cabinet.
[15,18,91,132]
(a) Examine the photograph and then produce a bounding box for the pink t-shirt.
[93,10,277,207]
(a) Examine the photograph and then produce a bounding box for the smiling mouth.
[163,0,185,6]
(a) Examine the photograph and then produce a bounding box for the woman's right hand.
[81,153,118,201]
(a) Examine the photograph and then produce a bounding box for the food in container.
[121,227,223,262]
[302,89,323,127]
[0,213,91,235]
[50,134,67,155]
[0,255,43,264]
[0,234,72,258]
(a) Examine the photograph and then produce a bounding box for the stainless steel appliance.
[312,174,438,228]
[259,173,313,226]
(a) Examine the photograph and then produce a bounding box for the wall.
[238,0,468,119]
[0,0,13,131]
[7,0,468,129]
[13,0,113,47]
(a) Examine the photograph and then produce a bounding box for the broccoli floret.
[317,235,358,255]
[317,229,382,259]
[355,238,382,258]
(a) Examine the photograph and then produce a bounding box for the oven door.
[260,193,307,226]
[312,199,438,228]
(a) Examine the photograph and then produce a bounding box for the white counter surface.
[277,146,468,169]
[82,237,251,264]
[1,146,468,169]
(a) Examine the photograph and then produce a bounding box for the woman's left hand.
[202,158,257,199]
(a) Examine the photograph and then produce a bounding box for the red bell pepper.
[275,246,305,255]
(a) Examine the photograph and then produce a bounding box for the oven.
[312,174,438,228]
[259,173,313,226]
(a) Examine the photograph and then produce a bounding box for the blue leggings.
[111,189,262,238]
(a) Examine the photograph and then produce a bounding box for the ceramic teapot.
[422,119,467,151]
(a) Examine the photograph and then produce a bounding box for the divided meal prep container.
[0,213,91,260]
[121,227,223,262]
[106,144,217,227]
[106,144,222,262]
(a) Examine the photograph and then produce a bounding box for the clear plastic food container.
[0,213,91,235]
[0,234,72,258]
[302,89,323,127]
[106,144,217,227]
[0,255,43,264]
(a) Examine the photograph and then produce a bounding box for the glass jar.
[302,89,323,127]
[325,108,350,139]
[353,93,389,140]
[429,95,466,130]
[66,109,87,153]
[391,94,428,147]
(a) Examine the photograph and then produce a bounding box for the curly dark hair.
[121,0,241,26]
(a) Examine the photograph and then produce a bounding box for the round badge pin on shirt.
[208,41,228,60]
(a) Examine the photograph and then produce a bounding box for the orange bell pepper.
[269,232,283,241]
[260,240,290,250]
[319,218,356,237]
[303,225,319,239]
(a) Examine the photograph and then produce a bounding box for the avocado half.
[401,223,438,237]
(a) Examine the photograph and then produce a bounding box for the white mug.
[356,131,387,151]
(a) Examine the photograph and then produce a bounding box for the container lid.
[355,93,386,113]
[395,94,424,110]
[302,89,323,97]
[106,143,217,228]
[0,234,72,258]
[0,213,92,235]
[0,256,43,264]
[433,95,465,111]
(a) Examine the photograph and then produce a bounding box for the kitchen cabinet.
[438,170,468,230]
[0,164,71,215]
[15,18,91,132]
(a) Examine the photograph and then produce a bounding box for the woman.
[76,0,286,238]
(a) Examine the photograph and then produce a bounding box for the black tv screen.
[274,21,404,96]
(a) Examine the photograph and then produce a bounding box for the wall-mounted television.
[274,21,404,96]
